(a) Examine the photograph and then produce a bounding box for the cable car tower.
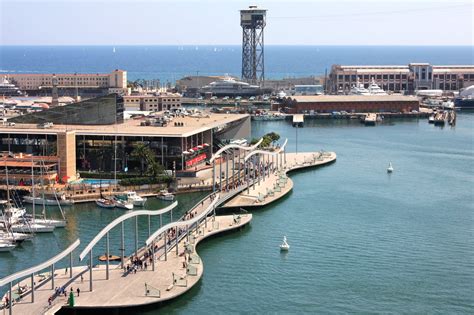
[240,6,266,85]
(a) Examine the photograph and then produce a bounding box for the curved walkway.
[223,151,337,208]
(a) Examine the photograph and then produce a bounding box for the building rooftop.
[0,113,249,138]
[289,95,419,103]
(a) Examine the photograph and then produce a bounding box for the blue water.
[0,116,473,313]
[1,45,473,82]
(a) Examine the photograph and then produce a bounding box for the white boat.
[387,162,394,173]
[0,231,32,243]
[428,114,435,123]
[23,195,74,206]
[368,78,388,95]
[0,241,16,252]
[350,77,371,95]
[156,190,175,201]
[124,191,147,206]
[27,217,67,228]
[200,76,262,97]
[280,236,290,251]
[95,198,115,209]
[277,91,287,99]
[364,113,377,126]
[114,199,134,210]
[10,222,55,233]
[0,207,27,225]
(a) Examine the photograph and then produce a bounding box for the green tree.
[131,143,165,177]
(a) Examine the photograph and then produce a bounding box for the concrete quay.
[222,151,336,208]
[5,214,251,314]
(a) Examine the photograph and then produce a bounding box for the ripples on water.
[1,115,473,314]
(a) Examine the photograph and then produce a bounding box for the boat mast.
[4,157,10,208]
[40,159,46,220]
[31,155,36,223]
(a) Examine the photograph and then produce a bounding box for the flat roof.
[290,95,419,103]
[0,113,249,138]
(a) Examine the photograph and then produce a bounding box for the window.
[376,75,382,80]
[389,75,394,80]
[383,75,388,80]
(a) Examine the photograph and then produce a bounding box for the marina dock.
[1,139,336,314]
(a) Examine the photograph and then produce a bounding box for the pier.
[1,139,336,314]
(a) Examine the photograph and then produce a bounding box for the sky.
[0,0,472,46]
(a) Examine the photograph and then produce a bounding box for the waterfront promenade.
[2,144,336,314]
[5,212,252,314]
[223,151,336,208]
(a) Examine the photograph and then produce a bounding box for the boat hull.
[23,196,74,206]
[95,200,115,209]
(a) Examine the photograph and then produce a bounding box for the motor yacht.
[157,190,175,201]
[367,78,388,95]
[350,78,371,95]
[124,191,147,206]
[200,76,261,97]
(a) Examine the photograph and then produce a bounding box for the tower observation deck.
[240,6,266,85]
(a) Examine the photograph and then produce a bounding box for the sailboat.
[27,159,66,228]
[96,180,116,209]
[387,162,394,173]
[2,158,54,233]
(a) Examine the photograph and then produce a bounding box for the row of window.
[337,73,474,81]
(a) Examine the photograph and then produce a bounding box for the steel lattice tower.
[240,6,266,85]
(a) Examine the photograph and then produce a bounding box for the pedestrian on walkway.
[76,288,80,297]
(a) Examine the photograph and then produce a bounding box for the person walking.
[76,288,80,297]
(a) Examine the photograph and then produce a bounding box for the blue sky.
[0,0,472,45]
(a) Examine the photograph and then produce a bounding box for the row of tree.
[250,132,281,148]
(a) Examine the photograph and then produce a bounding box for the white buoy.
[387,162,394,173]
[280,236,290,251]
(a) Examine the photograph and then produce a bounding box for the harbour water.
[1,114,473,313]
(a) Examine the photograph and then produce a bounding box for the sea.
[0,46,473,314]
[1,45,473,83]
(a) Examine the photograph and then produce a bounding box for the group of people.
[126,255,148,275]
[48,286,80,307]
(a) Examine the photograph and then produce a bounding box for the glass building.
[11,94,124,125]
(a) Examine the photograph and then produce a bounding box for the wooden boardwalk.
[223,151,336,208]
[7,214,251,314]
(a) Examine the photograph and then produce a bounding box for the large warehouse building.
[328,63,474,94]
[282,95,420,114]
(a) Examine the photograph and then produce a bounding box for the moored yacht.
[350,77,371,95]
[201,76,261,97]
[0,77,24,96]
[368,78,388,95]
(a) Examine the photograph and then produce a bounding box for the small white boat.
[114,199,134,210]
[124,191,147,206]
[0,231,33,243]
[11,222,55,233]
[156,190,175,201]
[28,217,67,228]
[387,162,394,173]
[280,236,290,251]
[428,114,435,124]
[0,241,16,252]
[23,195,74,206]
[95,198,115,209]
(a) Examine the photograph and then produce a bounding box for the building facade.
[6,70,128,97]
[282,95,420,114]
[328,64,474,94]
[123,93,182,111]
